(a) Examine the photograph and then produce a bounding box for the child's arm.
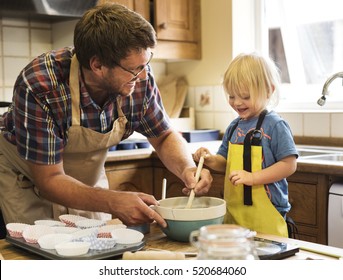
[193,147,227,172]
[229,155,297,186]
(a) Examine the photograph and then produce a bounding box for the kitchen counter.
[106,141,222,163]
[106,141,343,175]
[106,148,154,162]
[1,223,343,260]
[295,159,343,175]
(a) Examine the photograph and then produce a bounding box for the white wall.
[167,0,232,86]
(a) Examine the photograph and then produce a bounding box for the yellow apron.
[224,112,288,237]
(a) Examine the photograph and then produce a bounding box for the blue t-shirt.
[217,110,298,214]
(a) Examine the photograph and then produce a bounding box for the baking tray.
[6,235,145,260]
[254,237,299,260]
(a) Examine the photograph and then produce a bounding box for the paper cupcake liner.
[34,220,66,227]
[22,225,54,244]
[6,223,30,238]
[37,233,73,250]
[75,219,106,229]
[55,241,90,257]
[89,238,116,250]
[59,214,88,227]
[72,228,98,242]
[97,224,127,238]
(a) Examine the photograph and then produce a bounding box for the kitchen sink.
[299,154,343,162]
[297,149,336,157]
[296,145,343,163]
[297,145,343,157]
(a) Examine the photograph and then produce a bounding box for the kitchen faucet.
[317,72,343,106]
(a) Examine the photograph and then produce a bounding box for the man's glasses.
[114,52,153,81]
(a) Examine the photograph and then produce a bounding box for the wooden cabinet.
[97,0,149,19]
[152,0,201,60]
[153,0,200,42]
[287,172,330,245]
[154,0,199,42]
[98,0,201,60]
[105,159,153,194]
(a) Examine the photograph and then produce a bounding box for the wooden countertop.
[1,223,343,260]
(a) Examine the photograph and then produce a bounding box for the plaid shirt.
[2,47,171,164]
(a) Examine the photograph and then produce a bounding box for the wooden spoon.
[185,156,205,209]
[162,178,167,200]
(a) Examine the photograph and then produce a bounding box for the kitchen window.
[262,0,343,111]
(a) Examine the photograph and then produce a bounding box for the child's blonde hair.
[223,52,280,110]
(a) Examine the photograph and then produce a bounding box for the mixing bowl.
[154,196,226,242]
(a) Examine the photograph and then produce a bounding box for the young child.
[193,53,298,237]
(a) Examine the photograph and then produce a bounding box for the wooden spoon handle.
[194,156,204,182]
[185,156,205,209]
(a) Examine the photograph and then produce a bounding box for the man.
[0,3,212,227]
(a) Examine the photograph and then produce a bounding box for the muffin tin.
[7,235,144,259]
[6,216,145,259]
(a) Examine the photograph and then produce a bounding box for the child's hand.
[229,170,254,186]
[193,147,211,162]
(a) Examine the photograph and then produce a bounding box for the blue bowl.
[162,216,224,242]
[128,223,150,234]
[117,142,136,150]
[135,141,150,149]
[154,197,226,242]
[181,129,220,143]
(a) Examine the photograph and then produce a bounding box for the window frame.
[232,0,343,112]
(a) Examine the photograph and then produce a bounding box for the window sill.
[275,108,343,113]
[275,100,343,113]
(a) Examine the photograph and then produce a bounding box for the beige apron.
[53,55,128,220]
[0,55,127,223]
[223,114,288,237]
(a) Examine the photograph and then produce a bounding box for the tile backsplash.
[187,85,343,139]
[185,85,236,133]
[0,17,52,114]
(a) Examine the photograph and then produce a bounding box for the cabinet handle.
[159,22,168,29]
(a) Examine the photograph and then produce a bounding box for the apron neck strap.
[70,55,81,126]
[250,109,267,146]
[243,109,268,206]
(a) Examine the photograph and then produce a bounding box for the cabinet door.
[98,0,134,9]
[105,159,154,194]
[287,172,329,244]
[97,0,201,60]
[154,0,200,42]
[97,0,149,20]
[106,167,153,193]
